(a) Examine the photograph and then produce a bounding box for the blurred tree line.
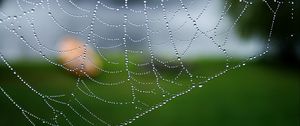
[228,0,299,65]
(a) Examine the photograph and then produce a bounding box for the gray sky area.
[0,0,264,60]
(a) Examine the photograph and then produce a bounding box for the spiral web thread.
[0,0,296,125]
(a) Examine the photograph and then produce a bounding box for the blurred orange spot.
[59,36,102,77]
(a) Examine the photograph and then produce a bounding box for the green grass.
[0,60,299,126]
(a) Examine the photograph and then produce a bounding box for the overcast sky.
[0,0,263,60]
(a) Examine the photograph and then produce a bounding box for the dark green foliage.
[228,0,300,64]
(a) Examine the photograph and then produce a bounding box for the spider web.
[0,0,295,125]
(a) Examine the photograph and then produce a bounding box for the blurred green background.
[0,60,299,126]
